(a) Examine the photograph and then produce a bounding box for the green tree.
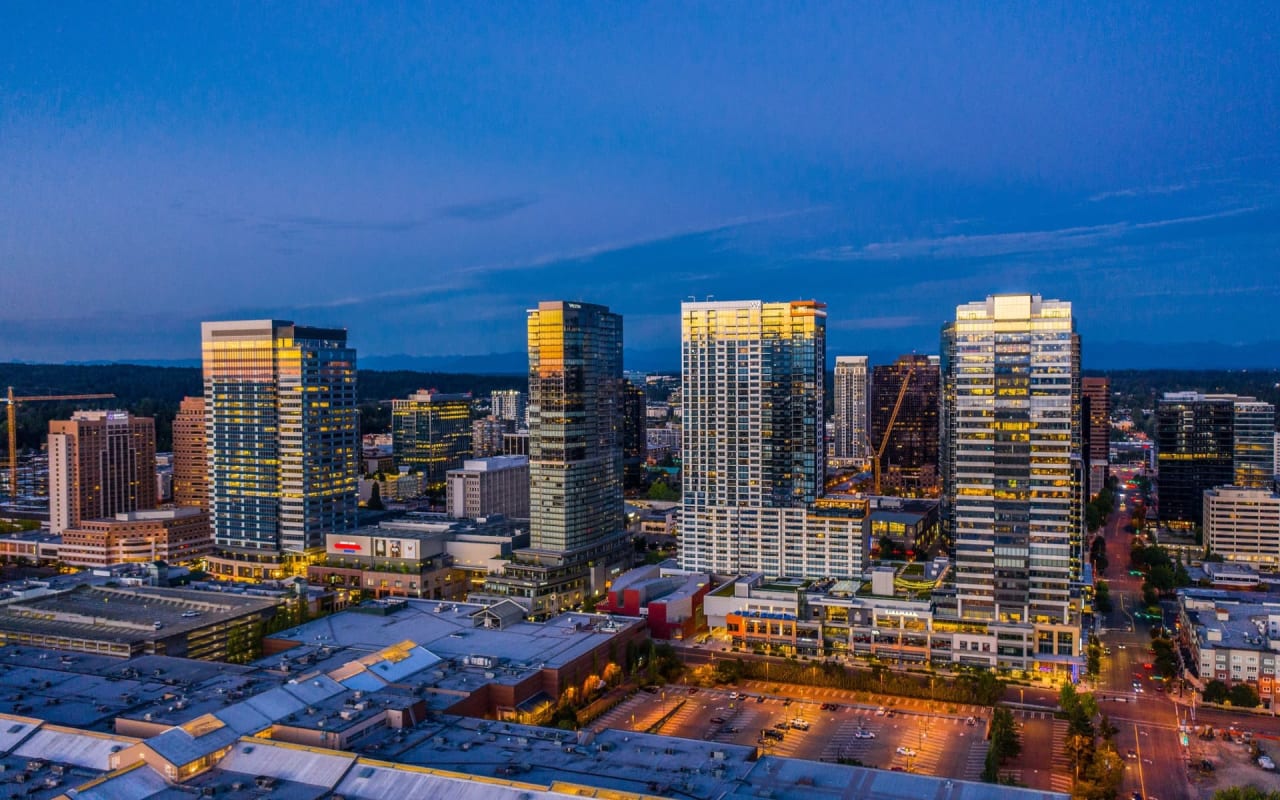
[1212,787,1280,800]
[1227,683,1260,708]
[1094,581,1113,614]
[1086,646,1102,678]
[983,706,1021,782]
[1085,503,1103,533]
[646,481,679,501]
[366,481,385,510]
[878,535,896,560]
[1173,559,1192,587]
[1076,740,1124,800]
[1203,679,1229,704]
[1148,564,1175,594]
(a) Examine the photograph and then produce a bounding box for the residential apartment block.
[832,355,869,461]
[48,410,157,535]
[940,294,1083,675]
[172,396,208,512]
[679,300,864,579]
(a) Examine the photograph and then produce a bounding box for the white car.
[875,707,887,716]
[896,747,916,757]
[854,730,876,739]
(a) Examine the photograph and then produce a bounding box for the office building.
[59,508,213,567]
[392,391,473,487]
[526,301,625,553]
[622,380,648,490]
[202,320,358,580]
[1204,486,1280,569]
[679,300,864,579]
[480,301,631,617]
[1081,377,1110,497]
[833,356,869,461]
[49,410,157,535]
[1156,393,1275,528]
[942,294,1082,670]
[502,430,530,455]
[172,396,208,511]
[490,389,527,428]
[446,455,530,519]
[870,354,940,495]
[1234,400,1276,488]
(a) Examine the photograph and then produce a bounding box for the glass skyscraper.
[392,391,473,488]
[527,301,624,554]
[870,354,941,495]
[1156,392,1275,528]
[202,320,358,567]
[942,294,1081,627]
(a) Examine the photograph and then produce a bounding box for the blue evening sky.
[2,2,1278,368]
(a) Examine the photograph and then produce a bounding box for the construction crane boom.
[871,364,915,495]
[5,386,116,499]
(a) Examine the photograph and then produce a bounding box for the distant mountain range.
[43,338,1280,373]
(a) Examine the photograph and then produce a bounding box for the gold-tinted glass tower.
[202,320,358,561]
[526,301,624,553]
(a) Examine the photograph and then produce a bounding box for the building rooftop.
[263,599,642,682]
[0,585,278,647]
[454,455,529,472]
[87,507,206,524]
[1180,588,1280,652]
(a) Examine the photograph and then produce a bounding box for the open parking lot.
[594,685,991,782]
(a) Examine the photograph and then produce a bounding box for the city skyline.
[3,5,1280,367]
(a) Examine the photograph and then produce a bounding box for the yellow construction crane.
[871,363,915,495]
[5,386,115,498]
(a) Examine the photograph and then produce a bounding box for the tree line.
[0,362,525,451]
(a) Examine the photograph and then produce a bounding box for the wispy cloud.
[171,194,541,239]
[437,195,538,222]
[1088,183,1191,203]
[297,207,818,312]
[267,214,424,233]
[810,207,1260,263]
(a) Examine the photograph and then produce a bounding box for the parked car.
[875,706,887,716]
[896,747,916,757]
